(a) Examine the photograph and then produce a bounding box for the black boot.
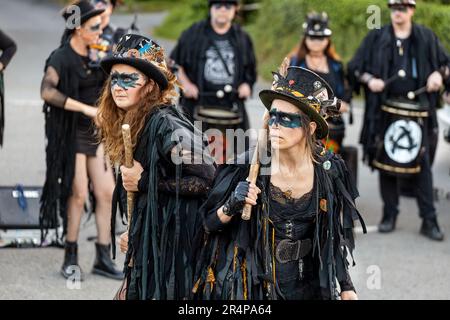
[92,242,124,280]
[378,216,396,233]
[420,217,444,241]
[61,241,84,281]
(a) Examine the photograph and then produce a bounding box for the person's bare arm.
[40,66,97,117]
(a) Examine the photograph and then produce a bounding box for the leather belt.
[275,238,312,264]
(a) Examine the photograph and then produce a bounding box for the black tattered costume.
[39,40,106,238]
[99,34,216,300]
[192,67,366,300]
[347,16,449,232]
[193,150,364,300]
[111,105,215,300]
[0,29,17,147]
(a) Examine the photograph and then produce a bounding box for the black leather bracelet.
[222,202,233,217]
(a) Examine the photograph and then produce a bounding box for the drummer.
[170,0,257,163]
[348,0,450,239]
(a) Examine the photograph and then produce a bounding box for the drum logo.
[384,119,422,164]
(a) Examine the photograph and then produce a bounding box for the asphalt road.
[0,0,449,300]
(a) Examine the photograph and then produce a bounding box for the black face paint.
[268,108,303,128]
[88,23,102,32]
[110,71,142,91]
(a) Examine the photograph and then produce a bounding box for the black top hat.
[91,0,121,8]
[62,0,105,26]
[100,34,169,90]
[303,12,332,37]
[260,67,341,139]
[388,0,416,7]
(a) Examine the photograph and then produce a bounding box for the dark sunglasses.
[212,3,234,10]
[390,5,409,12]
[268,109,303,129]
[308,35,328,41]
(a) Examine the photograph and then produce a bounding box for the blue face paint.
[268,108,303,128]
[110,71,142,91]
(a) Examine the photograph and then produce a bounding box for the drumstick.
[407,86,428,100]
[384,69,406,86]
[241,112,268,220]
[121,124,134,231]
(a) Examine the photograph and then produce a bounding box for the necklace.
[396,39,404,56]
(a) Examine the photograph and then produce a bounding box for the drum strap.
[209,39,233,78]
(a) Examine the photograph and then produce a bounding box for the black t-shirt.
[201,28,236,108]
[388,36,418,97]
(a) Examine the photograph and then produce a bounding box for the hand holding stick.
[384,69,406,87]
[407,86,427,100]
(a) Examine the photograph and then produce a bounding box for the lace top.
[269,181,317,241]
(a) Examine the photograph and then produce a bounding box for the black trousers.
[379,151,436,220]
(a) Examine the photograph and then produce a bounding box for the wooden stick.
[121,124,134,231]
[241,113,268,220]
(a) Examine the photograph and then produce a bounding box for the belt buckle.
[275,239,301,264]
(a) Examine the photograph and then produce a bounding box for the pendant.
[283,189,293,199]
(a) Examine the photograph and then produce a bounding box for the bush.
[251,0,450,80]
[155,0,450,81]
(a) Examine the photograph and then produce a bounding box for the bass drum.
[372,99,428,177]
[193,103,244,164]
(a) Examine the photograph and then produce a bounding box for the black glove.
[222,181,250,217]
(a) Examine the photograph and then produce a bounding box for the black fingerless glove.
[222,181,249,217]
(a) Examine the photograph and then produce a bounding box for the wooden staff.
[121,124,134,231]
[241,57,289,221]
[241,113,268,220]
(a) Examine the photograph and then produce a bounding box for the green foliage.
[153,0,449,80]
[250,0,450,80]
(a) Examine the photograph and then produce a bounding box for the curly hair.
[96,67,180,166]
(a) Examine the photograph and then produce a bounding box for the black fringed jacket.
[0,29,17,147]
[40,43,84,240]
[112,105,216,300]
[193,149,366,300]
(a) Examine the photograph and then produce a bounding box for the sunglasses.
[308,35,328,41]
[212,3,234,10]
[268,109,303,129]
[86,23,101,32]
[390,5,409,12]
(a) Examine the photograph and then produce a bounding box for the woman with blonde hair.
[97,34,215,299]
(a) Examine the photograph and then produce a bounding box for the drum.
[193,103,244,164]
[193,104,243,126]
[372,99,428,176]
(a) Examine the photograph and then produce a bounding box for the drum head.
[194,105,243,125]
[385,99,428,112]
[384,119,422,164]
